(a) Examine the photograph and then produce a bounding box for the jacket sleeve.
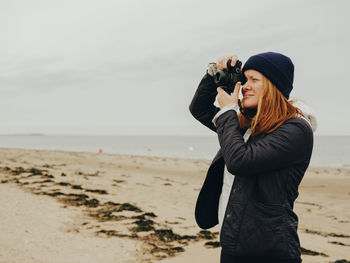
[189,73,220,133]
[215,109,313,177]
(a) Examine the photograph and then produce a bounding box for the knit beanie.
[242,52,294,99]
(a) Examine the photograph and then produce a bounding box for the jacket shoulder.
[283,117,313,136]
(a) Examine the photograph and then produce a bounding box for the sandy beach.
[0,148,349,263]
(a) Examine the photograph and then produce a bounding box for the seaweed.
[131,219,155,232]
[204,241,221,248]
[300,247,328,257]
[85,189,108,195]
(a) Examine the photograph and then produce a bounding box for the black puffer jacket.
[189,73,314,259]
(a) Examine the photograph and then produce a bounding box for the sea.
[0,135,349,168]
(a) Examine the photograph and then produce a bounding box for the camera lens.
[214,71,231,86]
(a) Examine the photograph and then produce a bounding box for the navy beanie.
[242,52,294,99]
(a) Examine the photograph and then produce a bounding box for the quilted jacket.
[189,73,314,259]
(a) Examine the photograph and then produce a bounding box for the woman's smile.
[243,92,254,98]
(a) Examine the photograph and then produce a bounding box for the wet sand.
[0,148,349,262]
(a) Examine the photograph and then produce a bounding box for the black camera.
[214,59,246,94]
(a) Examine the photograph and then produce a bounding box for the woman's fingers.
[233,82,241,97]
[216,86,224,94]
[217,56,226,70]
[230,55,238,67]
[217,54,238,70]
[231,82,241,105]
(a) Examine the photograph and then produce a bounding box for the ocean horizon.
[0,135,349,168]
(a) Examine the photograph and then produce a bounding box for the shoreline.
[0,148,349,262]
[1,147,350,170]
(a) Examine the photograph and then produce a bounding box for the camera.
[213,59,246,94]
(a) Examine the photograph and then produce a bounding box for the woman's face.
[242,69,264,109]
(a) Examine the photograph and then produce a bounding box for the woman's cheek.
[243,96,259,109]
[243,98,251,108]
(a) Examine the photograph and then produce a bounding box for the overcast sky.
[0,0,349,136]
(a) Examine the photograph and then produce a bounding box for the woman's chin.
[242,101,258,109]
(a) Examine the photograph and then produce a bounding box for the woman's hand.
[217,81,242,109]
[216,54,241,109]
[217,54,238,70]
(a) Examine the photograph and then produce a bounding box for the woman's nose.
[242,83,251,91]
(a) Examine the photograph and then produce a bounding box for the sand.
[0,148,349,263]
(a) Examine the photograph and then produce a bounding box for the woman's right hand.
[216,54,238,70]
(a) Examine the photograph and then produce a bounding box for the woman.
[189,52,316,263]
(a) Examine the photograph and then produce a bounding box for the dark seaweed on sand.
[0,165,220,260]
[301,247,328,257]
[205,241,221,248]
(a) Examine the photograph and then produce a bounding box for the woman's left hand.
[217,81,242,109]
